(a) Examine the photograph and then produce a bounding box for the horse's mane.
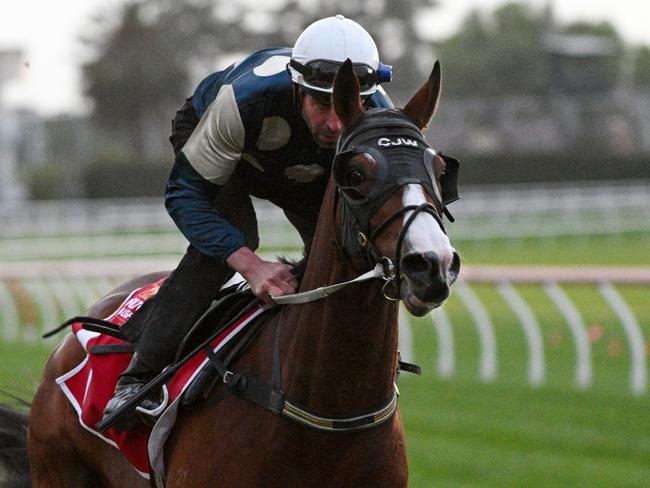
[278,253,309,282]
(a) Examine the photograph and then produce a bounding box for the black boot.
[102,247,235,430]
[101,353,162,431]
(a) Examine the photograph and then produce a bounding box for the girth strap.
[281,390,399,432]
[202,312,406,433]
[203,346,286,414]
[205,342,399,431]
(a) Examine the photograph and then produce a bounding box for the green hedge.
[83,160,170,198]
[459,152,648,185]
[25,152,650,200]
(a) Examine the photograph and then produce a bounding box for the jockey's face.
[301,92,343,149]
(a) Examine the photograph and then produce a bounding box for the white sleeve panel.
[181,84,245,185]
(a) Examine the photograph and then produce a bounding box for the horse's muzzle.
[400,251,460,315]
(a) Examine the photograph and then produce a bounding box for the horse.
[0,59,460,488]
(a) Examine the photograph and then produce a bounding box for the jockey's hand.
[226,247,298,304]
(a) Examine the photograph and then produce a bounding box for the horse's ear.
[403,60,441,130]
[333,59,363,130]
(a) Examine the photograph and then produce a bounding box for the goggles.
[289,59,392,94]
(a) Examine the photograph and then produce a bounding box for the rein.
[270,259,394,305]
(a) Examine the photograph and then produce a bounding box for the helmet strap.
[292,84,304,114]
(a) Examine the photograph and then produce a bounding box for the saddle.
[174,285,268,405]
[176,283,259,359]
[54,282,263,373]
[53,279,273,478]
[101,282,269,405]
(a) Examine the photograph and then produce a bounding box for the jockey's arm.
[165,85,297,303]
[165,153,245,256]
[165,154,297,303]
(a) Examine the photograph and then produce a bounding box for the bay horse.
[1,59,460,487]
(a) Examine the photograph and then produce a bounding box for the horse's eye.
[347,170,365,187]
[342,169,367,200]
[335,153,376,200]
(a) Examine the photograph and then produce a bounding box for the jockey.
[102,15,394,429]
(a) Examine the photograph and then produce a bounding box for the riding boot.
[102,247,235,430]
[133,247,235,373]
[101,352,161,431]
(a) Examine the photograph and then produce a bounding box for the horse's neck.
[281,182,399,414]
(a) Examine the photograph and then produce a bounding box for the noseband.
[333,110,451,296]
[369,202,445,299]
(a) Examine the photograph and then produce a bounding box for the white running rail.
[1,262,649,394]
[1,180,649,261]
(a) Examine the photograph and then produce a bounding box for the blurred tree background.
[21,0,650,198]
[71,0,441,197]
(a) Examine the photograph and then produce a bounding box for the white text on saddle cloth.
[115,297,144,322]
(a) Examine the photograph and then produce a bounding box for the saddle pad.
[56,279,269,479]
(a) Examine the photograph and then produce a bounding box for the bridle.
[272,109,459,306]
[366,202,446,299]
[332,109,453,298]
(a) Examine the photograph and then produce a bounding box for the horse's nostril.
[401,252,450,304]
[450,251,461,276]
[401,252,439,277]
[402,254,428,274]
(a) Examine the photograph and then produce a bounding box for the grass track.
[401,376,650,487]
[454,232,650,266]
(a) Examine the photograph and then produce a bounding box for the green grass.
[398,269,650,487]
[401,377,650,488]
[0,342,51,399]
[399,232,650,486]
[453,232,650,266]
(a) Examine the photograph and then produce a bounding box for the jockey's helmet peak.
[289,15,390,96]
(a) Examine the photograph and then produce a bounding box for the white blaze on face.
[402,184,453,264]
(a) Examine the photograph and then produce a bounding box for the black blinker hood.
[331,109,460,269]
[333,109,460,226]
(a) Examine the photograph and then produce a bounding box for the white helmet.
[289,15,390,96]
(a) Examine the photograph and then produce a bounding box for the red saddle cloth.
[56,279,268,479]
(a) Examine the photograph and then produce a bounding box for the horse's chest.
[167,400,407,487]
